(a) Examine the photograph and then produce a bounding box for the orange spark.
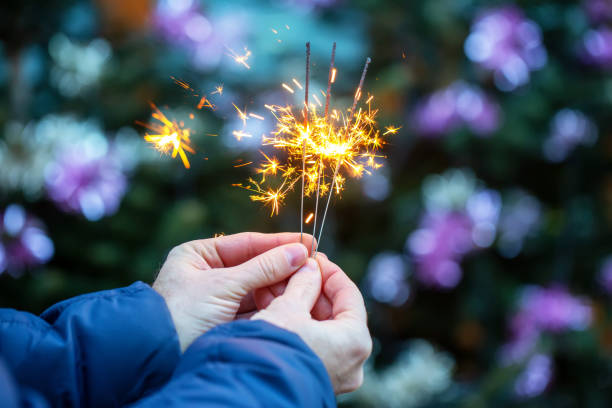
[139,102,194,169]
[292,78,303,90]
[249,113,265,120]
[384,126,401,135]
[234,161,253,168]
[232,130,252,140]
[282,83,295,93]
[227,47,251,69]
[171,76,193,90]
[211,84,224,95]
[197,96,215,110]
[233,103,249,126]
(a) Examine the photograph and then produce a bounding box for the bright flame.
[140,103,195,169]
[227,47,252,69]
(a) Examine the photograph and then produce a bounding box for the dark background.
[1,0,611,406]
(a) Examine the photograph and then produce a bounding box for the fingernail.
[285,244,308,268]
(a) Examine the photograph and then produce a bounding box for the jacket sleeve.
[0,282,181,407]
[129,320,336,408]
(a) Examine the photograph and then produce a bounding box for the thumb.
[274,258,322,312]
[228,243,308,292]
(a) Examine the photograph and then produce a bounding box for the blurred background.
[1,0,612,406]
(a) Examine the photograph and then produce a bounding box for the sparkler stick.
[314,56,371,256]
[311,42,337,255]
[300,42,311,243]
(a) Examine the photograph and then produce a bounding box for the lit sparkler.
[139,103,195,169]
[238,43,394,253]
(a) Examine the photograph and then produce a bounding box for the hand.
[252,255,372,394]
[153,232,316,351]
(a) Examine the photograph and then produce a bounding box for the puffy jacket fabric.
[0,282,336,407]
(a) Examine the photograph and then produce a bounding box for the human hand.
[153,232,316,351]
[252,255,372,394]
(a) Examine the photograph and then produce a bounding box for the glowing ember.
[239,46,392,219]
[227,47,251,69]
[212,84,224,95]
[139,103,195,169]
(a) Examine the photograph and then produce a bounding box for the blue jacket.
[0,282,335,407]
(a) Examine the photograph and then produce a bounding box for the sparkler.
[139,77,222,168]
[237,43,394,254]
[139,102,194,169]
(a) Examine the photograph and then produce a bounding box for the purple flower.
[363,252,411,306]
[583,0,612,23]
[407,212,474,289]
[153,0,247,71]
[514,353,553,398]
[598,255,612,294]
[580,27,612,69]
[412,82,500,137]
[543,109,597,162]
[0,204,54,277]
[500,286,591,374]
[511,286,592,339]
[45,142,127,221]
[464,6,547,91]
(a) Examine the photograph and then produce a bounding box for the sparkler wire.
[314,56,371,256]
[300,42,311,243]
[311,42,337,256]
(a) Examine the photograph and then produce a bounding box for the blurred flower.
[514,353,553,398]
[581,27,612,68]
[408,212,473,289]
[0,204,54,277]
[346,340,454,408]
[363,252,411,306]
[543,109,597,162]
[48,33,111,97]
[0,114,138,221]
[583,0,612,24]
[412,81,501,137]
[409,169,504,289]
[597,255,612,294]
[153,0,248,71]
[45,142,127,222]
[464,5,547,91]
[512,285,592,337]
[497,190,541,258]
[422,169,477,213]
[466,189,502,248]
[501,285,592,365]
[362,168,391,201]
[0,122,57,197]
[500,286,590,400]
[408,170,545,288]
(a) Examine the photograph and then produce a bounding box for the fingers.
[189,232,317,268]
[311,293,333,320]
[227,242,308,292]
[253,279,287,310]
[255,253,335,319]
[275,259,322,312]
[320,258,367,323]
[237,292,256,314]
